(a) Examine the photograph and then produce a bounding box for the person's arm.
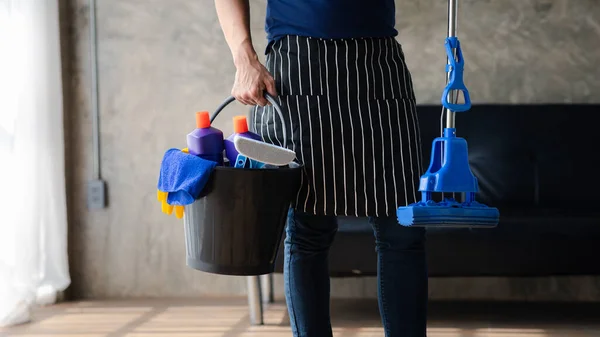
[215,0,276,106]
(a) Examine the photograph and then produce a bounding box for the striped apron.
[251,35,423,218]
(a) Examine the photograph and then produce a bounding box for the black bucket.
[182,94,302,276]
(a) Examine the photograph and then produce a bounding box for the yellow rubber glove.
[157,148,190,219]
[174,205,184,218]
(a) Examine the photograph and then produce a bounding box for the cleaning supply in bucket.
[224,116,262,165]
[233,135,296,167]
[234,154,260,168]
[157,148,217,219]
[157,190,181,217]
[186,111,224,166]
[233,154,279,169]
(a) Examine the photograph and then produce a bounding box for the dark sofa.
[271,104,600,277]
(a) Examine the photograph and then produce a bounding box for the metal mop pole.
[443,0,459,201]
[445,0,458,129]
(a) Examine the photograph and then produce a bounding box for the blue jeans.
[283,210,428,337]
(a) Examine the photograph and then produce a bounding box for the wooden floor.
[2,298,600,336]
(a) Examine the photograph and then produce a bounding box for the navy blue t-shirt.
[265,0,397,45]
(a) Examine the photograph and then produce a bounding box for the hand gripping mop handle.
[210,93,288,149]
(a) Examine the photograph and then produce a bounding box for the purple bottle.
[186,111,224,165]
[224,115,262,165]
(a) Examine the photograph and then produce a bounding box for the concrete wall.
[61,0,600,300]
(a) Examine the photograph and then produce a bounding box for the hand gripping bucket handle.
[182,94,303,276]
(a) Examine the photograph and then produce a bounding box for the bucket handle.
[210,93,288,149]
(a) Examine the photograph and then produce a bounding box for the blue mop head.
[396,127,500,228]
[397,198,499,228]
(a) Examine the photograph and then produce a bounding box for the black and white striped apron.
[251,35,423,218]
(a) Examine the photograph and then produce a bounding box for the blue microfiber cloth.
[157,148,217,205]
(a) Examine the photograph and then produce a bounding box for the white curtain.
[0,0,70,327]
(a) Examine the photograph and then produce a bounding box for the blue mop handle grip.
[441,37,471,112]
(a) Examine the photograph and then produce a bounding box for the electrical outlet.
[87,179,107,209]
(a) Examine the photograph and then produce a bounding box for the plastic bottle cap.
[196,111,211,129]
[233,116,249,134]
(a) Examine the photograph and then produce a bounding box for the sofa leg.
[246,276,263,325]
[260,274,274,304]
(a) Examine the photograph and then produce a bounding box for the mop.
[396,0,499,228]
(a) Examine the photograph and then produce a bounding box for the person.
[215,1,428,336]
